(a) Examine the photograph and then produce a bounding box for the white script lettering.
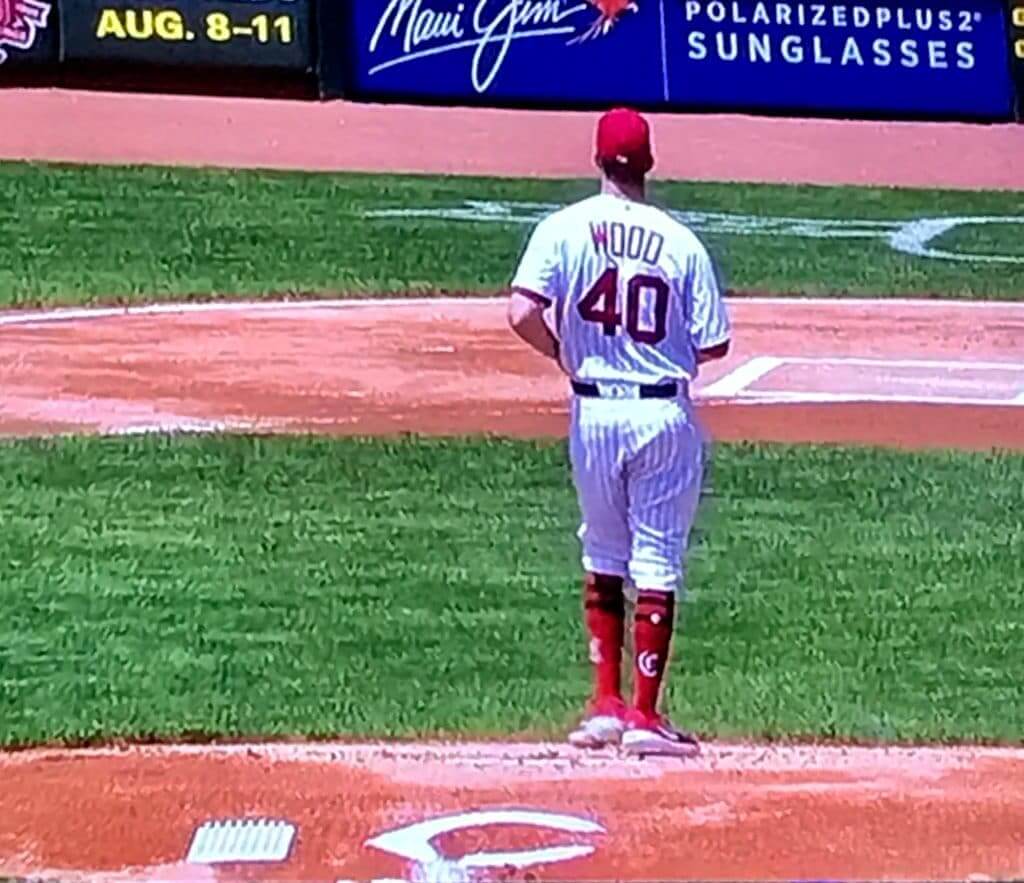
[368,0,589,93]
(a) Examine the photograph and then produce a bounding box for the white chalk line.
[1,294,1023,329]
[696,354,1024,409]
[777,356,1024,372]
[700,356,785,397]
[725,391,1024,407]
[366,202,1024,265]
[109,419,230,435]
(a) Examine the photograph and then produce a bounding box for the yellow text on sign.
[1017,38,1024,59]
[96,8,189,40]
[204,12,292,43]
[1014,6,1024,27]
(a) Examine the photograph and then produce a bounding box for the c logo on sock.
[637,651,659,678]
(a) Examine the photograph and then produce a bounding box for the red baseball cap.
[595,107,654,176]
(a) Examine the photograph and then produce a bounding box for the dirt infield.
[1,296,1022,448]
[2,92,1023,881]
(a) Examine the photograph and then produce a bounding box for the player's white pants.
[569,395,704,594]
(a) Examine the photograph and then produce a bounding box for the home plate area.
[703,355,1024,406]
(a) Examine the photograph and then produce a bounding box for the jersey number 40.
[578,267,669,345]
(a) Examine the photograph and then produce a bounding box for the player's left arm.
[506,218,563,363]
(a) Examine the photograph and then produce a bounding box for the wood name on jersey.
[590,221,665,265]
[583,220,672,345]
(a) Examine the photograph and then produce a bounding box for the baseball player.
[506,108,731,757]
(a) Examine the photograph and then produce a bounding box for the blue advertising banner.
[347,0,1016,120]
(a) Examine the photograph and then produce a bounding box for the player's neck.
[601,176,646,203]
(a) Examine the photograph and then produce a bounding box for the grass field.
[2,162,1023,306]
[3,162,1023,752]
[3,435,1023,748]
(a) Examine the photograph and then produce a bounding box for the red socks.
[632,589,675,717]
[583,573,625,705]
[583,577,676,718]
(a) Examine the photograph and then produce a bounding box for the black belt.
[571,380,680,399]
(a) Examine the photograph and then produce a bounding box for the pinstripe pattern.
[569,396,704,592]
[512,192,731,593]
[512,194,731,385]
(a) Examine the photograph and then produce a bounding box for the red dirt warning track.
[2,89,1024,189]
[3,90,1024,882]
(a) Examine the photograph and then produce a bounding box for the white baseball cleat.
[621,711,701,758]
[568,698,627,749]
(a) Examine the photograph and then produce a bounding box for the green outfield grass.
[2,434,1022,748]
[2,162,1023,306]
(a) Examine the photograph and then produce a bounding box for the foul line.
[780,356,1024,372]
[700,356,784,397]
[726,391,1024,407]
[0,295,1022,329]
[697,355,1024,404]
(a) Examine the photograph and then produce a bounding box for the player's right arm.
[508,291,560,361]
[687,243,731,364]
[506,217,563,363]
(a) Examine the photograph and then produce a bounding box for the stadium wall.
[1,0,1022,122]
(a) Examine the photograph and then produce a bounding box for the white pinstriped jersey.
[511,193,731,385]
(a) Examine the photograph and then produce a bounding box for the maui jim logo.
[367,0,639,93]
[0,0,50,63]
